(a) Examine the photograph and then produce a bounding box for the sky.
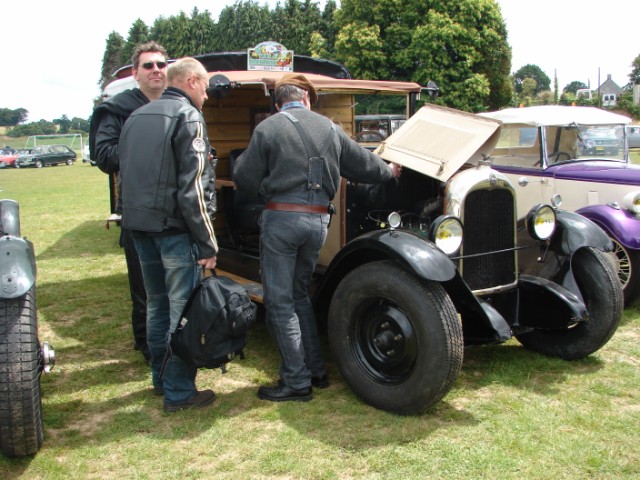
[1,0,636,123]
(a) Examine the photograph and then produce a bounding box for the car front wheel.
[328,260,463,415]
[0,287,44,457]
[66,159,73,166]
[516,247,622,360]
[34,160,43,168]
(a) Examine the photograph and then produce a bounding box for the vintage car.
[628,125,640,149]
[0,199,55,457]
[353,114,407,143]
[15,144,76,168]
[100,51,622,415]
[479,106,640,305]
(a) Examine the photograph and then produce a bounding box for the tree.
[213,1,274,52]
[563,81,588,95]
[333,0,512,112]
[100,31,126,90]
[121,19,150,66]
[512,64,550,95]
[54,115,71,134]
[629,53,640,86]
[0,108,28,126]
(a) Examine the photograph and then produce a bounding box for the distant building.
[598,74,622,107]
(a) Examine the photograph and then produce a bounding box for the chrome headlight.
[621,192,640,215]
[430,215,463,255]
[526,204,556,241]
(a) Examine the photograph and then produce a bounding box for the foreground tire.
[516,247,622,360]
[34,160,43,169]
[609,237,640,306]
[328,261,463,415]
[0,287,43,457]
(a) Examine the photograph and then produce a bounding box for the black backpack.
[166,273,257,374]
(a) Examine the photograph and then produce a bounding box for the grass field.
[0,162,639,479]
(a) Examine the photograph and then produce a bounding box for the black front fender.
[0,236,36,299]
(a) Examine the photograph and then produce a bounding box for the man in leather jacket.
[119,57,218,413]
[89,42,168,364]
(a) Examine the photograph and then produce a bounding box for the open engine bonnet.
[375,104,501,182]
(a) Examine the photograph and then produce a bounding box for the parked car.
[353,114,407,143]
[479,106,640,305]
[0,149,32,168]
[15,144,76,168]
[0,200,55,457]
[628,125,640,149]
[101,50,623,415]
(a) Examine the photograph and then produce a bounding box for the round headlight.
[387,211,402,229]
[526,204,556,241]
[430,215,463,255]
[622,192,640,215]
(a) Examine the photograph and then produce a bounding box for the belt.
[265,202,329,214]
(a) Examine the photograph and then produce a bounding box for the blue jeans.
[133,232,200,405]
[259,190,330,390]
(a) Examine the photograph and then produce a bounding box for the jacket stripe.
[193,121,218,253]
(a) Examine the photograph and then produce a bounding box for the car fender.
[552,209,613,254]
[0,199,21,236]
[0,236,36,299]
[575,204,640,251]
[313,229,512,344]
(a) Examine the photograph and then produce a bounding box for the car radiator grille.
[461,188,516,291]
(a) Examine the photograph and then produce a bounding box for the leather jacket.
[118,87,218,258]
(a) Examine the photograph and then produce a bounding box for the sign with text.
[247,41,293,71]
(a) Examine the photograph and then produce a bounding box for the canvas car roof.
[479,105,631,127]
[102,69,423,100]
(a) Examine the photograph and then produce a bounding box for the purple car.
[481,106,640,305]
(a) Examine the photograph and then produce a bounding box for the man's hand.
[389,162,402,178]
[198,256,217,270]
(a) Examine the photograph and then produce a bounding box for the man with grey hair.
[119,57,218,412]
[234,73,401,402]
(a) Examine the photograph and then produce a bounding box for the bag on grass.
[169,272,257,373]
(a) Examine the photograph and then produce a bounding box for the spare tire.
[0,287,44,457]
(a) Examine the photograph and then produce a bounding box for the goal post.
[25,134,85,152]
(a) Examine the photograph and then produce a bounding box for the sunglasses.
[140,61,168,70]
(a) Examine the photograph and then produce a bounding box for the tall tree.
[100,31,126,90]
[214,1,274,52]
[0,108,28,126]
[563,81,588,95]
[629,53,640,86]
[121,19,150,66]
[271,0,324,55]
[512,64,551,95]
[333,0,512,111]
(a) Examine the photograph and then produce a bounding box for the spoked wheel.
[328,261,463,414]
[609,237,640,306]
[516,247,622,360]
[0,287,45,457]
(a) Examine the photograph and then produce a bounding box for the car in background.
[628,125,640,149]
[480,106,640,305]
[0,149,32,168]
[15,145,76,168]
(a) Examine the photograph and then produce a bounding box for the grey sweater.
[233,106,393,201]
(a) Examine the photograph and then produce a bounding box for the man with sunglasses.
[118,58,218,413]
[89,41,168,365]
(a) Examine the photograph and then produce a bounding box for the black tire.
[516,247,622,360]
[0,287,44,457]
[609,237,640,306]
[34,160,43,169]
[65,159,73,166]
[328,261,463,415]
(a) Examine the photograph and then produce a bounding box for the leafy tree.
[0,108,28,126]
[333,0,512,112]
[7,120,57,137]
[271,0,324,56]
[54,115,71,134]
[512,64,550,95]
[100,31,126,90]
[70,117,90,133]
[121,19,150,66]
[563,81,588,95]
[214,1,274,52]
[629,53,640,86]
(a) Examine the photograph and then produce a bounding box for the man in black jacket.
[119,57,218,413]
[89,41,168,364]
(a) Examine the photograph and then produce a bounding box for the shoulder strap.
[280,111,335,159]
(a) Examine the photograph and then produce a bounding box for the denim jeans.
[133,232,200,405]
[260,189,330,390]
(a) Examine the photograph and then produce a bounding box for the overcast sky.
[1,0,636,122]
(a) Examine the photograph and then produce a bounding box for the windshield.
[490,123,627,168]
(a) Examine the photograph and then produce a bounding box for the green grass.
[1,163,639,479]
